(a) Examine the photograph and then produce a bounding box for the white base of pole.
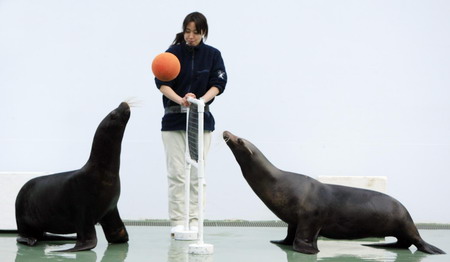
[174,231,198,241]
[188,243,214,255]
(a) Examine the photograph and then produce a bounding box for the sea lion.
[15,102,131,252]
[223,131,445,255]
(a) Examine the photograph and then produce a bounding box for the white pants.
[162,131,212,227]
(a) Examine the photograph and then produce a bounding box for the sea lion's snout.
[118,102,131,120]
[223,131,235,144]
[119,102,130,111]
[223,131,230,141]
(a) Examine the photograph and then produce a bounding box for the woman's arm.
[159,85,196,107]
[200,86,220,103]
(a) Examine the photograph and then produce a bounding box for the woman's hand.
[181,93,196,106]
[159,85,196,107]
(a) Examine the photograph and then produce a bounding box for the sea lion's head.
[97,102,131,133]
[106,102,131,127]
[223,131,255,162]
[90,102,131,159]
[223,131,278,182]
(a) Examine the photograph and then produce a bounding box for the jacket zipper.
[188,50,195,93]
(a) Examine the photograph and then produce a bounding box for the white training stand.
[172,148,197,240]
[173,98,213,255]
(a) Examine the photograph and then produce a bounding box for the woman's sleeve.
[208,50,227,95]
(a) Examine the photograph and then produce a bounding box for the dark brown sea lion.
[15,102,131,251]
[223,131,445,255]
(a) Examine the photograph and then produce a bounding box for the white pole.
[197,99,205,245]
[187,97,213,255]
[183,130,191,231]
[173,106,197,241]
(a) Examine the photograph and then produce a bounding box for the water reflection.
[14,242,129,262]
[168,240,213,262]
[168,240,189,262]
[273,240,428,262]
[99,243,129,262]
[15,243,97,261]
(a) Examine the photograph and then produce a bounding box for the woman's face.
[184,22,203,47]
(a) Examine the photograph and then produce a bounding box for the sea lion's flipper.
[55,225,97,252]
[61,238,97,252]
[100,207,129,243]
[415,240,446,254]
[270,224,296,245]
[363,238,418,253]
[365,238,446,254]
[293,238,319,254]
[16,235,38,246]
[292,223,320,254]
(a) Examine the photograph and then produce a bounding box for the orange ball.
[152,52,181,81]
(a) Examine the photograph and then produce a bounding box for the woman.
[155,11,227,236]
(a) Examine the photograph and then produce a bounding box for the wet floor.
[1,226,449,262]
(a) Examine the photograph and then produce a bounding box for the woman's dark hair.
[172,12,208,45]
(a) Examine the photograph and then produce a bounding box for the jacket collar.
[183,40,204,52]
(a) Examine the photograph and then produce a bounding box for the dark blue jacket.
[155,41,227,131]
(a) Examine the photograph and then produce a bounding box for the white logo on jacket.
[217,70,226,80]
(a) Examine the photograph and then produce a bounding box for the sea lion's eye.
[110,112,118,120]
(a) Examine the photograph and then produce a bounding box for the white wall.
[1,0,449,223]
